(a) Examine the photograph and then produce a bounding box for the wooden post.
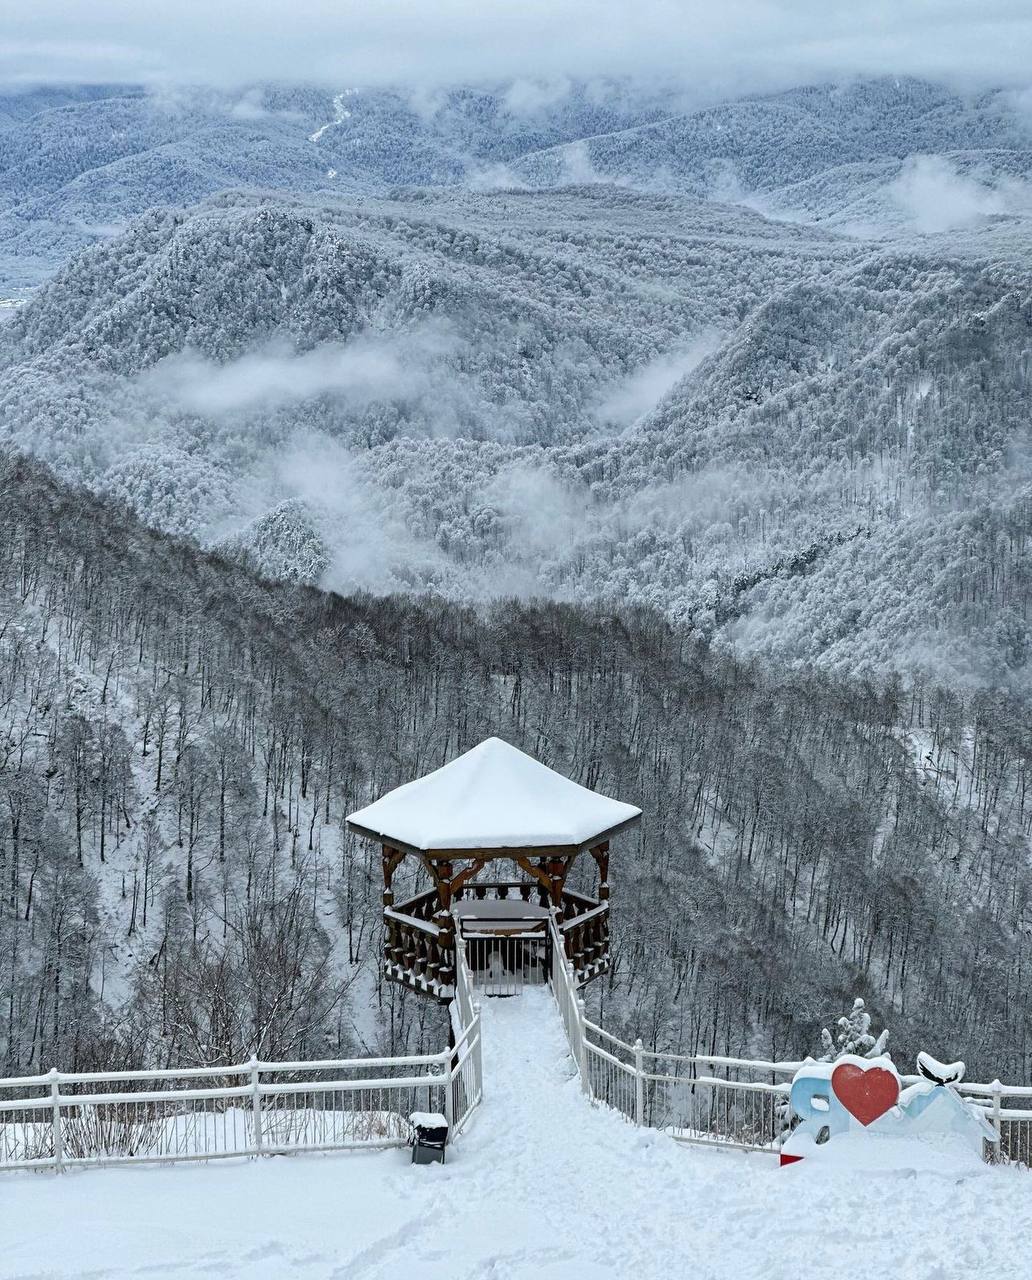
[589,842,610,901]
[634,1039,645,1125]
[382,845,405,908]
[434,860,456,990]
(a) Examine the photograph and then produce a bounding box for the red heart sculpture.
[831,1063,899,1126]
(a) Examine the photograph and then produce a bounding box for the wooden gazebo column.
[432,859,455,987]
[589,841,610,901]
[508,850,579,918]
[381,845,405,909]
[420,855,483,988]
[381,844,406,973]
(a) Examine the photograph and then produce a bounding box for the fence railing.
[547,913,590,1095]
[585,1034,1032,1163]
[581,1031,791,1153]
[544,914,1032,1165]
[0,952,483,1174]
[4,915,1029,1174]
[461,930,549,997]
[448,931,483,1134]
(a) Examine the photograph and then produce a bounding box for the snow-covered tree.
[819,998,891,1061]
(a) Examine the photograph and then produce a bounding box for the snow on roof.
[347,737,641,853]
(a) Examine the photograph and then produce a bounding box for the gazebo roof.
[346,737,641,856]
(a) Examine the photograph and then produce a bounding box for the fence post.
[634,1039,645,1126]
[991,1079,1003,1157]
[248,1055,264,1154]
[48,1067,63,1174]
[576,996,590,1096]
[441,1060,454,1130]
[474,1002,483,1101]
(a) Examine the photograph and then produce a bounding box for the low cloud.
[889,154,1032,233]
[278,439,447,593]
[141,328,457,417]
[558,141,603,186]
[228,87,302,121]
[502,77,574,116]
[468,162,529,192]
[595,334,721,427]
[4,2,1032,93]
[485,463,588,560]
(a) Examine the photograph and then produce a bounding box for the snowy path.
[4,989,1030,1279]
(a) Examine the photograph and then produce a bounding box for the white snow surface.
[347,736,641,851]
[3,989,1028,1280]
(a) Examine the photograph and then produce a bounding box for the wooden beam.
[512,854,553,895]
[448,861,484,896]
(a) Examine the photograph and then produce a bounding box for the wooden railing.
[383,906,452,998]
[385,882,610,996]
[559,901,609,983]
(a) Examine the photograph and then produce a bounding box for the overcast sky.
[3,1,1032,93]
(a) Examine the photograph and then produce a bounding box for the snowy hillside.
[2,76,1031,291]
[0,79,672,288]
[3,74,1032,685]
[4,456,1032,1085]
[509,78,1032,211]
[4,991,1028,1280]
[3,178,1032,679]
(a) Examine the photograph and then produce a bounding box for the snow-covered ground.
[3,989,1028,1280]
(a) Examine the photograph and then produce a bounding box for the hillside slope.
[3,455,1032,1083]
[509,79,1032,206]
[0,79,672,288]
[4,185,1032,680]
[0,185,844,514]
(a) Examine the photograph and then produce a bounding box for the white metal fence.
[579,1030,794,1153]
[544,915,1032,1165]
[448,931,484,1134]
[461,930,549,997]
[0,946,483,1174]
[547,912,591,1094]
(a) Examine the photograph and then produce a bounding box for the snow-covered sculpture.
[781,1050,997,1167]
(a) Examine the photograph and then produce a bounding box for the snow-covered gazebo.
[346,738,641,1000]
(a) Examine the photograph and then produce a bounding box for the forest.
[3,177,1030,688]
[2,452,1031,1084]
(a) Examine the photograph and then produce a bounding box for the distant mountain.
[0,79,673,288]
[3,76,1032,293]
[509,79,1032,205]
[3,75,1032,682]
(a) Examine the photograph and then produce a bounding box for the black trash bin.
[409,1111,448,1165]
